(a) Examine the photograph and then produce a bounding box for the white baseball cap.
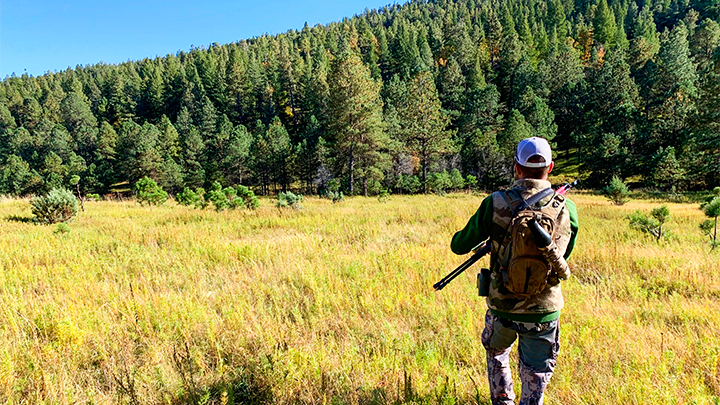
[515,137,552,168]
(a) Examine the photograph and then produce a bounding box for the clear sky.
[0,0,394,78]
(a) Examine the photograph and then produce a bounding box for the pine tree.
[437,57,467,127]
[328,49,387,195]
[393,71,452,192]
[265,118,295,192]
[518,87,557,141]
[645,23,698,153]
[500,110,533,155]
[60,92,98,163]
[594,0,619,48]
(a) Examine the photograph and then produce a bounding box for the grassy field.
[0,192,718,404]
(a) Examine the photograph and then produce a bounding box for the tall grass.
[0,193,717,404]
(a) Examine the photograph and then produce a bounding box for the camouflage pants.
[481,310,559,405]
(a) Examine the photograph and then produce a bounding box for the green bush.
[236,185,259,209]
[449,169,465,191]
[397,174,421,194]
[206,182,230,211]
[428,171,452,195]
[135,177,168,205]
[277,191,303,209]
[465,174,478,191]
[627,205,670,242]
[54,222,71,236]
[327,190,344,203]
[378,189,390,203]
[176,187,201,207]
[604,176,630,205]
[177,184,258,210]
[700,194,720,251]
[30,188,79,224]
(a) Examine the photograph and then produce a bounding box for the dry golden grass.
[0,192,718,404]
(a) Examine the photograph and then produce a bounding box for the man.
[450,137,579,405]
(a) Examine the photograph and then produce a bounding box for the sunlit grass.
[0,192,717,404]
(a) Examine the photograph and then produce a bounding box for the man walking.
[451,137,579,405]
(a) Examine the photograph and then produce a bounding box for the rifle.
[433,180,578,291]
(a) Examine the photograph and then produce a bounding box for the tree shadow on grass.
[6,215,33,223]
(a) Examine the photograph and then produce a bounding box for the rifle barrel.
[433,243,491,291]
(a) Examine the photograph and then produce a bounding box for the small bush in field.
[30,188,79,224]
[465,174,478,191]
[449,169,465,191]
[236,185,259,209]
[627,205,670,242]
[178,184,258,211]
[277,191,303,209]
[176,187,201,207]
[54,222,71,236]
[604,176,630,205]
[378,189,390,203]
[206,182,230,211]
[135,177,168,205]
[325,190,344,203]
[700,189,720,251]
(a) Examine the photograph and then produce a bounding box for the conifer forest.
[0,0,718,197]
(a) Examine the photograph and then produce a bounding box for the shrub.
[54,222,70,236]
[427,171,452,195]
[604,176,630,205]
[86,193,100,201]
[236,185,259,209]
[135,177,168,205]
[30,188,79,224]
[177,184,258,210]
[378,189,390,203]
[700,193,720,251]
[465,175,478,191]
[206,182,230,211]
[397,174,421,194]
[627,205,670,242]
[176,187,201,207]
[449,169,465,191]
[327,190,344,203]
[277,191,303,209]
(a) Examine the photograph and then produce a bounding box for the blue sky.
[0,0,394,78]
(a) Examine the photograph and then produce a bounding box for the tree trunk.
[363,176,368,197]
[76,183,85,212]
[348,144,354,194]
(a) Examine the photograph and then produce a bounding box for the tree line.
[0,0,718,197]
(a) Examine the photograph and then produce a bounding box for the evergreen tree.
[437,57,467,127]
[60,92,98,162]
[327,49,387,195]
[594,0,619,47]
[645,23,698,155]
[393,71,452,192]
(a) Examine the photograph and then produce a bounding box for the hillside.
[0,0,718,198]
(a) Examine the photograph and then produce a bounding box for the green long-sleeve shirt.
[451,196,578,258]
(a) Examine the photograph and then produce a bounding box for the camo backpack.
[493,189,566,296]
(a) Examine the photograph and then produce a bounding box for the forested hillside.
[0,0,718,196]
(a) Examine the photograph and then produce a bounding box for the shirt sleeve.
[564,198,579,259]
[451,195,494,255]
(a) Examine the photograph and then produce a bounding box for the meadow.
[0,191,718,404]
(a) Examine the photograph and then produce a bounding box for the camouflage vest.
[487,179,572,315]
